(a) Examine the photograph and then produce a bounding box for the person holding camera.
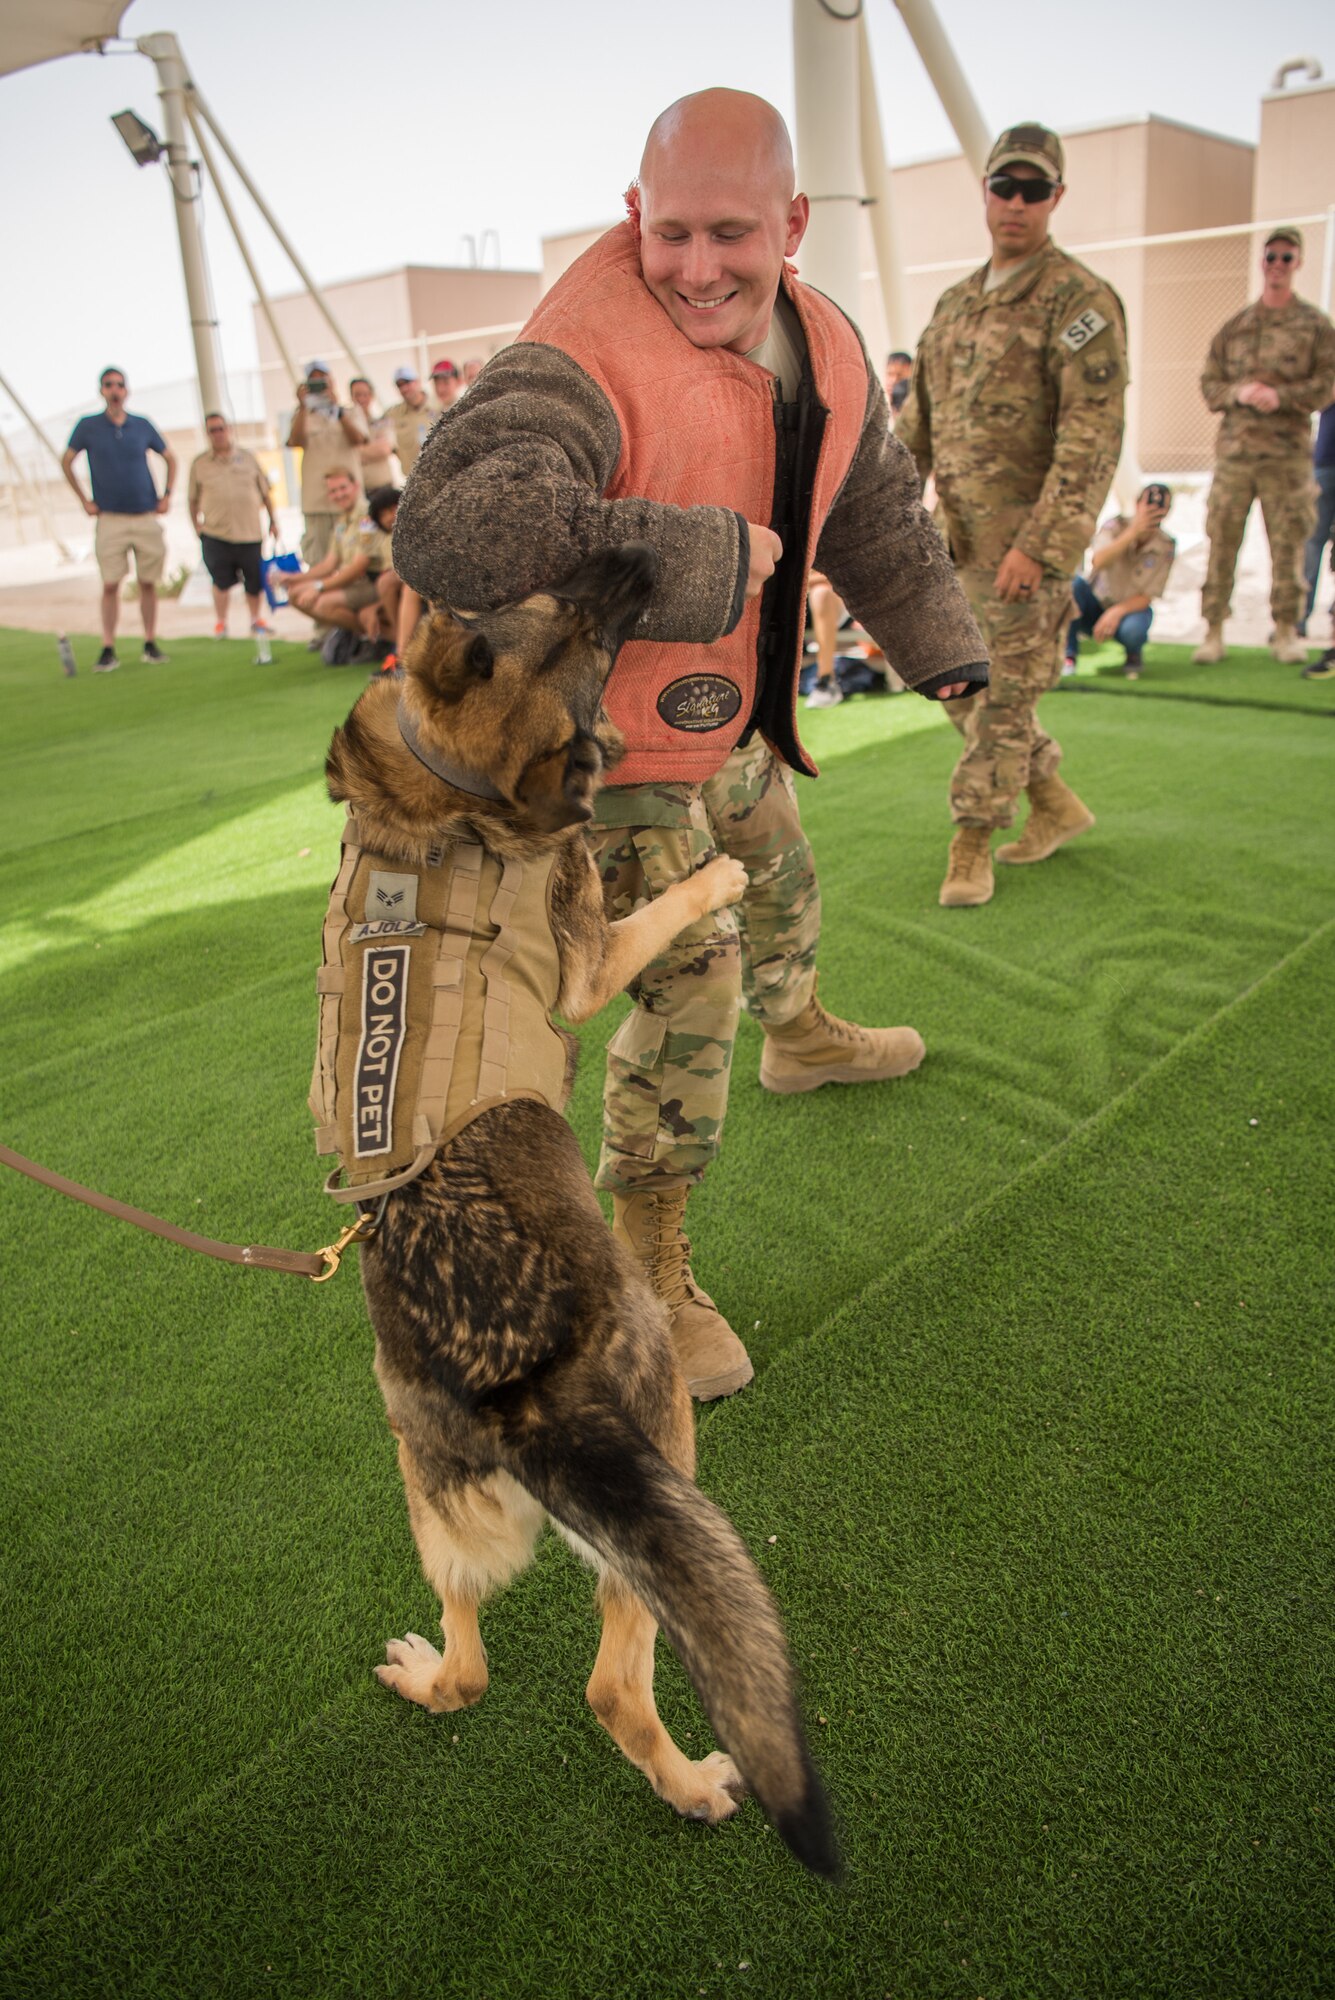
[1064,483,1175,679]
[285,361,367,567]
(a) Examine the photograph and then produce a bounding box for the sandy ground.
[1,486,1330,656]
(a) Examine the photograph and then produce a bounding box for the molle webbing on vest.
[310,815,567,1204]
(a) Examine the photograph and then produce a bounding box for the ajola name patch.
[657,674,742,733]
[1059,308,1108,354]
[353,945,411,1158]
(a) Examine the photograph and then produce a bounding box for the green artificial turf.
[1057,638,1335,716]
[1,627,1331,1997]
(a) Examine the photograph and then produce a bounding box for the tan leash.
[0,1143,377,1283]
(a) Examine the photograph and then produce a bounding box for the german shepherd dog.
[323,543,837,1876]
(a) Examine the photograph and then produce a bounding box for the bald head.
[640,90,795,205]
[636,90,808,355]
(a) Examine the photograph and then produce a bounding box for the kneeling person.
[1066,483,1174,679]
[288,470,388,650]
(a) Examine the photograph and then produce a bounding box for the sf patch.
[657,674,742,733]
[353,945,410,1158]
[1059,307,1108,354]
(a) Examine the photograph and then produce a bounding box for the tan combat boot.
[1191,624,1227,664]
[1271,625,1310,666]
[939,825,994,907]
[995,774,1096,865]
[759,984,925,1095]
[612,1184,753,1401]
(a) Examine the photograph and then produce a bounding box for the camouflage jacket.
[1200,296,1335,463]
[897,240,1128,575]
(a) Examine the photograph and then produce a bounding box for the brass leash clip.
[311,1207,380,1283]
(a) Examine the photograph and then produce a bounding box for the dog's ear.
[516,734,602,831]
[408,613,494,703]
[464,632,493,680]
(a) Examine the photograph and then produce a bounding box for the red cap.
[430,359,458,378]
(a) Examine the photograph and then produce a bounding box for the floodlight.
[111,110,164,167]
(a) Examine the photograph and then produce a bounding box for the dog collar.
[397,701,507,803]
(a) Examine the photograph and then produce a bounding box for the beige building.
[251,262,542,439]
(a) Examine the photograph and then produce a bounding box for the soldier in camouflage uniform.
[898,124,1127,909]
[1194,227,1335,667]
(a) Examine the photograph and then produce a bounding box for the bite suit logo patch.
[656,675,742,733]
[353,946,411,1157]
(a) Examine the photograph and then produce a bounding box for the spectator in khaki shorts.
[286,469,391,652]
[61,366,176,670]
[187,413,279,640]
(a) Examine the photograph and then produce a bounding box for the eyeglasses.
[1264,249,1296,265]
[986,173,1059,204]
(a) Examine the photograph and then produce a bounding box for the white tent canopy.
[0,0,134,82]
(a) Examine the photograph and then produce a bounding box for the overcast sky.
[0,0,1329,424]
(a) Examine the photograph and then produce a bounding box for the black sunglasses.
[1264,249,1296,265]
[987,173,1059,204]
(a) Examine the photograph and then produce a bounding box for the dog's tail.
[490,1387,839,1877]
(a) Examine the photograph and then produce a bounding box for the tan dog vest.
[310,814,567,1203]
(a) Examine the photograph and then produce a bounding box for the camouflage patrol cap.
[1265,225,1303,253]
[987,123,1065,182]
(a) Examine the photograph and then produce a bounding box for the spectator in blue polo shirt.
[61,366,177,671]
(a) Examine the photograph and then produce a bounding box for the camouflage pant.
[1201,457,1317,626]
[587,735,820,1194]
[945,567,1069,828]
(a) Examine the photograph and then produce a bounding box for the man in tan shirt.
[1065,484,1175,679]
[287,470,391,650]
[285,361,368,565]
[382,365,436,476]
[188,413,278,637]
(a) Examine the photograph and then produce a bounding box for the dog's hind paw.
[374,1632,488,1712]
[679,1750,748,1824]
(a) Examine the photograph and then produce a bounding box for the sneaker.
[1123,653,1143,679]
[250,619,271,635]
[1060,656,1077,677]
[93,647,119,673]
[141,640,169,663]
[213,622,227,640]
[1301,650,1335,680]
[805,678,844,708]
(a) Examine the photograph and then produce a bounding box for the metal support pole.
[0,367,77,561]
[792,0,862,317]
[857,11,910,350]
[136,33,227,420]
[183,100,301,397]
[185,81,371,382]
[891,0,991,180]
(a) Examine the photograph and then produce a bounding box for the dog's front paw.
[374,1631,488,1712]
[693,855,748,913]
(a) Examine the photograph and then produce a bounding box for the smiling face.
[637,91,808,355]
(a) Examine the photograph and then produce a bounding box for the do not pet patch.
[353,945,411,1158]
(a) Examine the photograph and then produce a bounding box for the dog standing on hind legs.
[315,542,838,1874]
